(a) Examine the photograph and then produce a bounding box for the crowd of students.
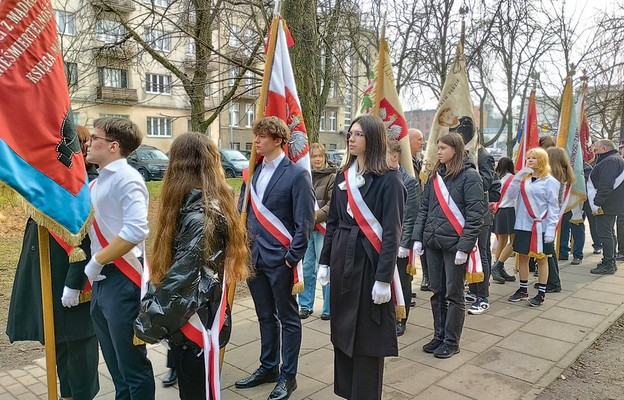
[7,115,624,400]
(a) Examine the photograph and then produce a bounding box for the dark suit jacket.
[240,156,315,267]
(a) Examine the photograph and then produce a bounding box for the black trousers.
[427,248,465,347]
[170,340,206,400]
[617,215,624,254]
[57,335,100,400]
[546,242,561,289]
[248,257,301,379]
[334,346,384,400]
[91,265,155,400]
[585,202,602,249]
[396,256,412,319]
[597,214,617,263]
[468,224,492,299]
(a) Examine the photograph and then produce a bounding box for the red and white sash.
[314,203,327,235]
[520,178,547,256]
[557,183,572,226]
[492,173,514,214]
[49,231,92,300]
[249,183,304,295]
[344,163,406,319]
[140,263,227,400]
[432,173,483,283]
[89,180,143,287]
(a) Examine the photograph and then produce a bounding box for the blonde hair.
[526,147,550,179]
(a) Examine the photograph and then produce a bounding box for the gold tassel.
[528,251,546,260]
[395,305,406,321]
[406,263,416,276]
[133,335,145,346]
[79,290,92,303]
[464,271,484,284]
[291,281,304,295]
[69,247,87,263]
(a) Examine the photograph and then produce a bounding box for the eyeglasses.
[346,130,364,141]
[89,134,116,143]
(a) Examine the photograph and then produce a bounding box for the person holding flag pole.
[1,1,93,399]
[233,4,315,399]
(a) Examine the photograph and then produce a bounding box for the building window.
[344,105,351,128]
[229,25,241,47]
[329,82,336,98]
[245,69,255,93]
[96,20,125,44]
[320,111,326,131]
[144,0,169,7]
[229,66,240,87]
[54,10,75,36]
[64,62,78,88]
[145,73,171,94]
[187,38,195,55]
[100,113,129,119]
[329,110,336,131]
[232,142,241,150]
[145,29,171,52]
[329,143,337,150]
[246,142,252,150]
[146,117,172,137]
[98,68,128,88]
[229,102,240,127]
[245,104,255,127]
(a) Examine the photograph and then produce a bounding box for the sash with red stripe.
[520,178,547,258]
[432,173,483,283]
[49,231,92,300]
[249,183,304,295]
[492,173,514,214]
[343,163,406,320]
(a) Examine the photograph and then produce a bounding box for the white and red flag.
[514,89,540,172]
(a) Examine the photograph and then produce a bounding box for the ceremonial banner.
[514,89,540,171]
[421,42,478,183]
[556,73,586,212]
[357,34,414,177]
[578,76,594,163]
[0,0,91,244]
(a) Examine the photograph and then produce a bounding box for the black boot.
[491,261,506,284]
[499,263,516,282]
[420,265,430,291]
[162,368,177,387]
[591,259,617,275]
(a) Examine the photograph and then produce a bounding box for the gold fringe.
[69,247,87,263]
[79,290,92,303]
[406,263,416,276]
[395,305,406,321]
[528,251,546,260]
[133,335,145,346]
[465,271,484,284]
[291,281,304,295]
[593,208,604,216]
[18,195,93,246]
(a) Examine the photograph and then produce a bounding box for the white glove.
[61,286,80,308]
[397,246,410,258]
[371,281,391,304]
[544,235,555,243]
[454,250,468,265]
[514,167,534,180]
[317,265,330,286]
[84,256,106,282]
[413,241,424,256]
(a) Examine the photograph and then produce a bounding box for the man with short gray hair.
[588,139,624,274]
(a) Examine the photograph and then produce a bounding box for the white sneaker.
[468,299,490,315]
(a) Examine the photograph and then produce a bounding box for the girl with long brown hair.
[135,132,251,399]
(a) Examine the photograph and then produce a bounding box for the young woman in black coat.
[412,132,484,358]
[318,114,405,400]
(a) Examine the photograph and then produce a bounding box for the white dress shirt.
[497,173,517,209]
[507,174,560,238]
[255,152,285,200]
[89,158,149,258]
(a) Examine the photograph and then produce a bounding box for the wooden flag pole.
[38,225,58,400]
[220,13,281,368]
[373,21,385,117]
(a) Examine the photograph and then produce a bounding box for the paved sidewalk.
[2,246,624,399]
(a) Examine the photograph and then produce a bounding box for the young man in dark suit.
[236,116,315,400]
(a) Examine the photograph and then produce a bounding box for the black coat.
[134,189,231,346]
[412,158,484,253]
[6,219,95,344]
[477,147,497,225]
[319,168,405,358]
[399,166,420,248]
[589,149,624,215]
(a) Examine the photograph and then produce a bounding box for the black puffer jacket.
[412,158,484,253]
[134,189,231,346]
[590,149,624,215]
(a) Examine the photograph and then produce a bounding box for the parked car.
[127,145,169,181]
[326,149,346,168]
[219,149,249,178]
[239,149,252,160]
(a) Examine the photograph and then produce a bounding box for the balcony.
[91,0,135,13]
[183,55,218,71]
[94,42,136,62]
[96,86,138,104]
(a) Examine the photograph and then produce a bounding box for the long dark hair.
[496,156,515,178]
[432,132,465,179]
[342,115,389,175]
[151,133,251,286]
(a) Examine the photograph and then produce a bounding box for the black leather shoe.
[268,377,297,400]
[235,367,279,389]
[396,321,406,336]
[299,309,313,319]
[420,276,430,291]
[162,369,177,387]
